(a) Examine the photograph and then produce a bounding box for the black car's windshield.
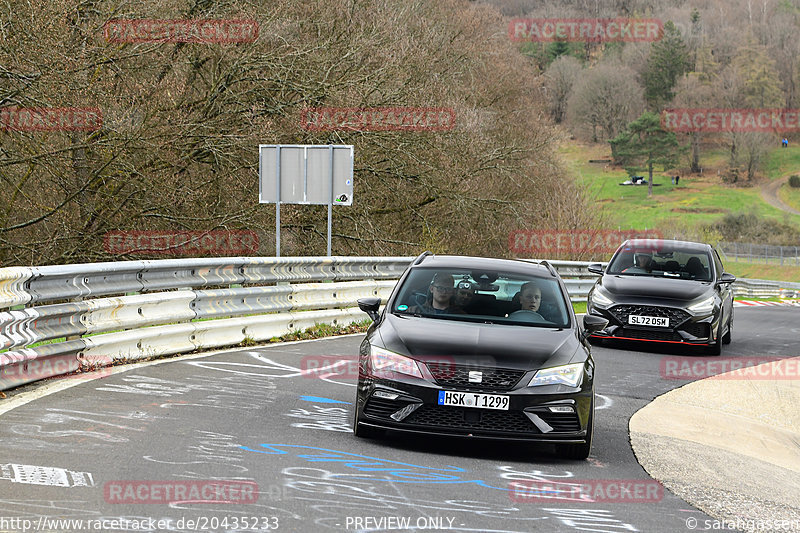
[392,267,570,328]
[606,244,713,281]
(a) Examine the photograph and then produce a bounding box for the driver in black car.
[623,253,652,274]
[407,272,464,314]
[507,281,545,321]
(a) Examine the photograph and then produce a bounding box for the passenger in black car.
[684,256,707,280]
[452,280,476,313]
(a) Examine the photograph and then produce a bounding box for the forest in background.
[4,0,800,266]
[484,0,800,185]
[0,0,597,266]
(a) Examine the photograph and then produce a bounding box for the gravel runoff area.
[630,357,800,533]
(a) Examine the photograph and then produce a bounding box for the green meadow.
[560,142,800,230]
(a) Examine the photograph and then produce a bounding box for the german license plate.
[437,390,509,410]
[628,315,669,327]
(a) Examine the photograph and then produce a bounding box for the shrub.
[789,175,800,188]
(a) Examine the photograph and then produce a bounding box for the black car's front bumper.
[355,367,593,443]
[587,303,720,346]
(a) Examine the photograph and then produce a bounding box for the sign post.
[259,145,353,257]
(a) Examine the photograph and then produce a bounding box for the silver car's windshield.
[607,244,713,281]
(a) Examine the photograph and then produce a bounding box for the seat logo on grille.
[468,371,483,383]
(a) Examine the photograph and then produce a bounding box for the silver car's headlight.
[528,363,585,388]
[688,296,715,315]
[590,288,614,309]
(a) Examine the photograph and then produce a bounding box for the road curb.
[629,357,800,532]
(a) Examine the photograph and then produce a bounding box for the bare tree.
[673,74,715,173]
[566,62,644,142]
[0,0,596,265]
[543,55,582,124]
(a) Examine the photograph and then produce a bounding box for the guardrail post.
[66,296,82,341]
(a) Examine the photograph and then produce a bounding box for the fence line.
[718,242,800,266]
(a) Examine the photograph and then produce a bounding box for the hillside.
[0,0,592,266]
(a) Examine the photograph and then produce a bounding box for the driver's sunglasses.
[431,285,454,292]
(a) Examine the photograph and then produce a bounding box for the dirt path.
[760,175,800,216]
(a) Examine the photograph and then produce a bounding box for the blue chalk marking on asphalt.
[238,443,507,490]
[300,395,351,404]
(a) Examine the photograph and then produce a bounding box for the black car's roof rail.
[539,260,558,277]
[412,251,433,266]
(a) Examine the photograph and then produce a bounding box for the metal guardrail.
[1,257,796,392]
[0,257,409,391]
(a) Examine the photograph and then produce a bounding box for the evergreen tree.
[643,21,691,110]
[609,112,684,198]
[733,41,784,107]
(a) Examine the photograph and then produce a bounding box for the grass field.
[764,145,800,179]
[778,182,800,212]
[561,142,800,231]
[722,260,800,283]
[559,140,800,282]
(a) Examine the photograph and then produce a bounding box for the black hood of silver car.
[599,275,712,301]
[377,312,581,371]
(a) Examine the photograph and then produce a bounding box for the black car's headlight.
[688,296,715,315]
[369,346,424,380]
[589,288,614,310]
[528,362,585,388]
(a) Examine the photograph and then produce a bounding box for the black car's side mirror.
[717,272,736,286]
[358,297,382,322]
[587,263,605,275]
[581,314,608,341]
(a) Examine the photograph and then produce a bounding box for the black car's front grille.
[405,405,535,434]
[615,327,683,342]
[426,363,524,392]
[679,321,708,339]
[537,411,581,432]
[609,305,690,327]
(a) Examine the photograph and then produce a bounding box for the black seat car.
[586,239,736,355]
[354,253,607,459]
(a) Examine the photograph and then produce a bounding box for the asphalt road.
[0,307,797,533]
